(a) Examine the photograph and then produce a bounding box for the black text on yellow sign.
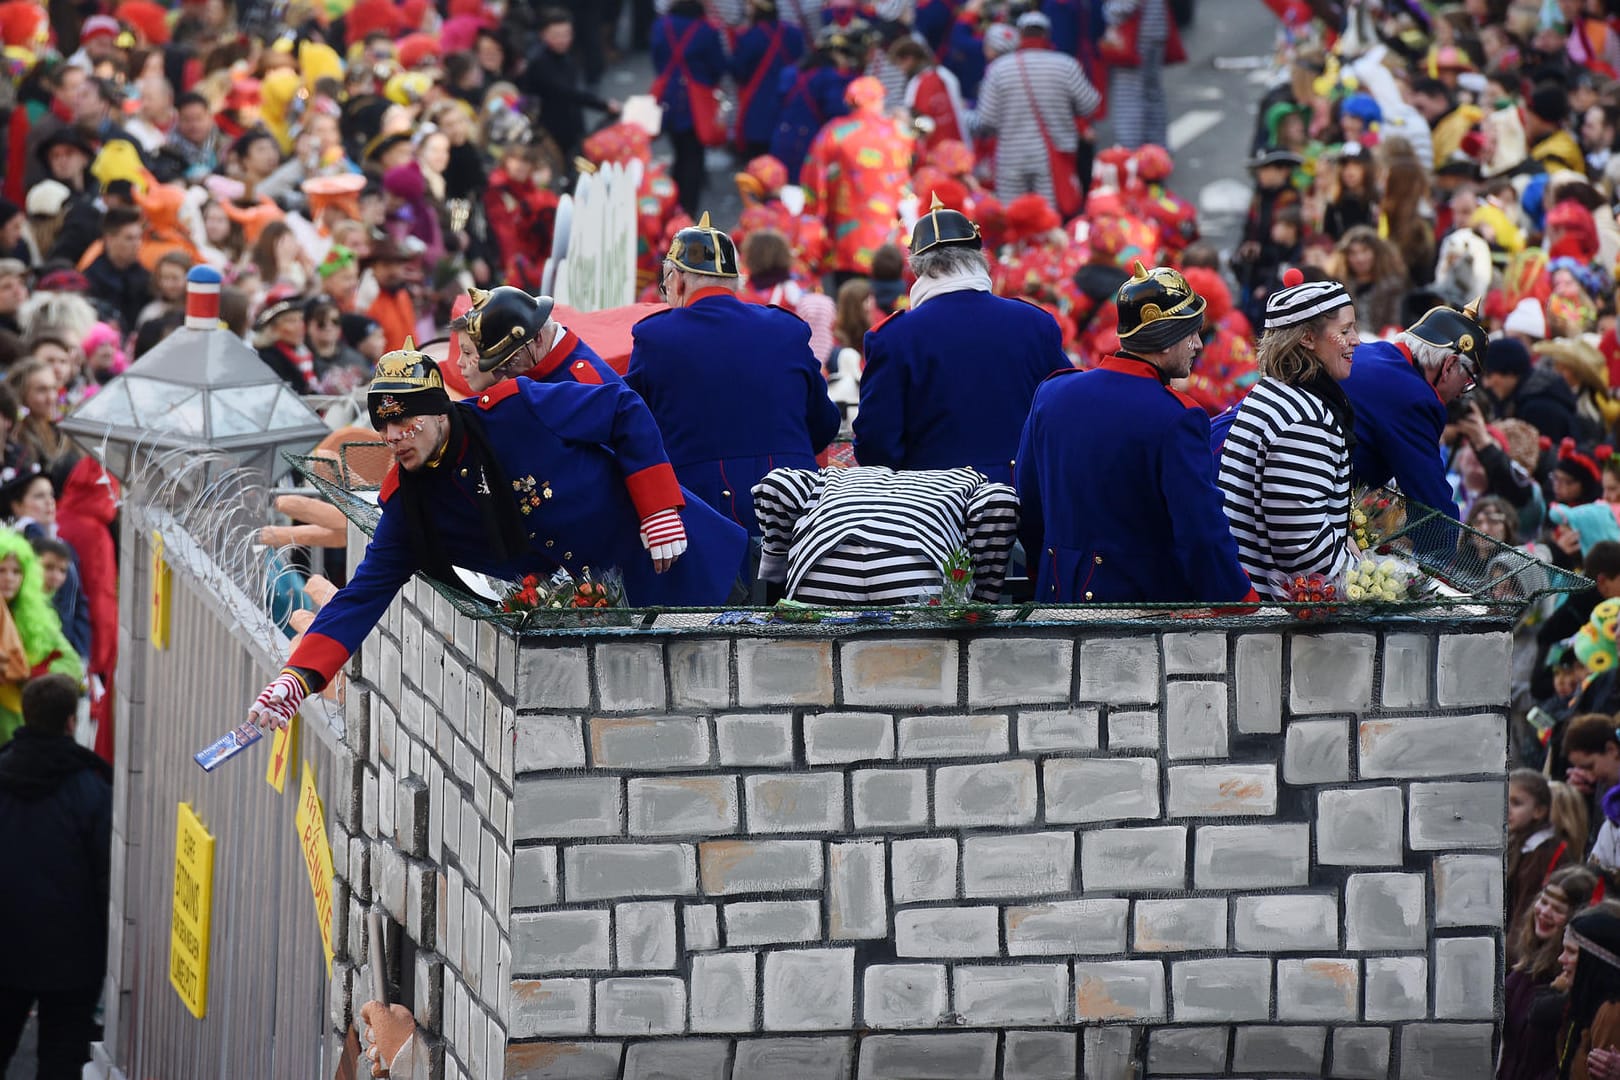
[169,802,214,1019]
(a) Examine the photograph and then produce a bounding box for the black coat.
[0,728,112,991]
[83,253,152,334]
[519,44,610,155]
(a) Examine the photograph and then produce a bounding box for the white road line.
[1168,109,1225,152]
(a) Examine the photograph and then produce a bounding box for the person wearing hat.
[802,76,914,284]
[1482,336,1579,444]
[1340,298,1489,522]
[1538,336,1619,443]
[65,13,121,72]
[1216,272,1361,599]
[769,26,859,185]
[1527,81,1587,176]
[246,347,748,731]
[626,213,838,542]
[450,285,619,391]
[254,285,319,394]
[855,197,1066,485]
[732,0,808,161]
[1016,261,1256,604]
[363,236,419,352]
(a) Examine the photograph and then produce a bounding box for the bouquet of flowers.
[1280,572,1340,620]
[1344,557,1418,604]
[921,548,994,624]
[1350,488,1404,552]
[500,569,626,621]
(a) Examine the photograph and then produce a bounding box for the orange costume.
[800,77,914,276]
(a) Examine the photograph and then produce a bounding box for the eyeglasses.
[658,266,674,302]
[1456,354,1480,392]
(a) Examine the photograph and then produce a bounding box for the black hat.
[451,285,555,372]
[1529,83,1571,126]
[909,193,982,255]
[363,131,411,169]
[1263,273,1352,331]
[1407,297,1488,371]
[666,211,739,278]
[1116,261,1207,352]
[33,127,95,170]
[341,313,381,349]
[367,342,452,428]
[1484,337,1531,379]
[1250,146,1303,170]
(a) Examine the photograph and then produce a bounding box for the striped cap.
[1263,271,1352,331]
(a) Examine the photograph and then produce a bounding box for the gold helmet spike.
[1131,260,1152,282]
[929,192,945,210]
[698,211,713,229]
[467,286,491,309]
[403,335,416,351]
[1463,295,1483,321]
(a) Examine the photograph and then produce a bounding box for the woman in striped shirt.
[1217,274,1361,600]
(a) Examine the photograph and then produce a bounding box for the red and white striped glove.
[248,670,308,730]
[639,507,687,571]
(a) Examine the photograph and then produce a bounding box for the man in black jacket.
[1481,337,1578,443]
[519,8,621,163]
[0,675,110,1079]
[83,207,153,333]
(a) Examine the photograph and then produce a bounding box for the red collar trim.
[1098,354,1168,383]
[1394,340,1446,404]
[475,379,524,410]
[525,328,580,379]
[688,286,739,307]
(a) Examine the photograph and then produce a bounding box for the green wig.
[0,528,78,673]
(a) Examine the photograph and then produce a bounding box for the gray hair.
[909,244,990,281]
[675,268,738,296]
[1396,331,1455,370]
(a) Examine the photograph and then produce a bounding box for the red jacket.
[55,457,119,685]
[484,168,558,289]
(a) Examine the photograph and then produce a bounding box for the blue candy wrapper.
[194,722,264,771]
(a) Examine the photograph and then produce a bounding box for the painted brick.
[858,1033,997,1079]
[1084,1028,1136,1080]
[1434,854,1505,927]
[1133,898,1228,952]
[1346,873,1426,951]
[517,646,588,711]
[1167,764,1277,817]
[737,639,834,706]
[852,769,929,830]
[895,906,1000,957]
[726,900,821,946]
[745,772,845,832]
[1409,781,1504,849]
[1276,958,1358,1020]
[628,776,738,837]
[1172,957,1272,1021]
[1194,824,1308,889]
[512,846,557,908]
[1082,826,1186,891]
[804,712,895,764]
[1233,1025,1327,1074]
[699,839,823,893]
[1078,638,1160,704]
[1072,960,1166,1021]
[715,714,794,767]
[1290,633,1374,713]
[892,837,958,904]
[511,910,609,972]
[1003,1031,1077,1080]
[962,831,1074,897]
[954,964,1068,1024]
[1333,1027,1392,1079]
[1165,680,1229,759]
[1106,709,1159,750]
[509,978,590,1036]
[594,977,685,1036]
[669,639,731,709]
[967,638,1073,706]
[1283,719,1350,785]
[1436,632,1513,706]
[683,903,719,951]
[1147,1027,1228,1074]
[841,639,959,707]
[588,716,711,770]
[622,1040,730,1080]
[1317,787,1404,866]
[1435,937,1496,1019]
[1234,633,1283,733]
[829,840,887,938]
[897,715,1009,759]
[594,643,666,712]
[1358,713,1506,778]
[505,1039,624,1080]
[1381,632,1431,708]
[1399,1024,1494,1080]
[1043,757,1159,823]
[514,777,621,840]
[1016,707,1099,752]
[763,948,855,1031]
[935,759,1036,826]
[563,844,697,901]
[1235,894,1339,952]
[733,1037,853,1080]
[1007,898,1128,955]
[689,951,755,1032]
[864,964,949,1028]
[1365,956,1428,1021]
[615,901,676,970]
[1163,631,1227,675]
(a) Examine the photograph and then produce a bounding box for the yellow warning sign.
[295,762,335,973]
[265,711,298,794]
[151,531,172,651]
[169,802,214,1019]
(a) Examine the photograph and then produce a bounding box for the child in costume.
[0,529,81,746]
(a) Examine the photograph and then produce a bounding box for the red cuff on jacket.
[624,462,685,519]
[286,631,351,689]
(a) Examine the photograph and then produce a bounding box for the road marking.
[1168,109,1224,152]
[1199,178,1254,216]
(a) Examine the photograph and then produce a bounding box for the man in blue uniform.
[1016,262,1257,604]
[855,196,1069,485]
[246,347,746,729]
[770,27,857,182]
[449,285,621,391]
[626,213,840,537]
[732,0,808,161]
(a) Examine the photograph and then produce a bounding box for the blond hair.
[1256,315,1331,385]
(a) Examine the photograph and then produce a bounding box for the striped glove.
[639,508,688,569]
[248,670,307,730]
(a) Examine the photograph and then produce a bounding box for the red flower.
[950,567,969,582]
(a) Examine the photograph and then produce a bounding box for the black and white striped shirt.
[752,466,1020,604]
[974,48,1102,156]
[1216,377,1356,600]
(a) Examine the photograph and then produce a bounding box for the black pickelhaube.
[909,193,982,255]
[367,339,452,428]
[1115,260,1208,351]
[1407,296,1488,371]
[666,212,740,278]
[451,286,556,373]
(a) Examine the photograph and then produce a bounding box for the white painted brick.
[1284,719,1350,785]
[1078,638,1160,704]
[1276,959,1358,1021]
[1358,714,1505,778]
[1434,854,1504,927]
[512,846,557,908]
[962,832,1075,897]
[1290,633,1374,714]
[690,951,756,1032]
[715,713,794,766]
[1134,898,1228,952]
[738,639,834,706]
[840,639,959,707]
[1165,680,1228,759]
[1234,633,1283,734]
[588,716,712,770]
[897,714,1009,758]
[1436,632,1512,707]
[954,964,1069,1024]
[1381,632,1431,708]
[968,638,1073,706]
[615,901,677,969]
[804,712,895,765]
[1072,961,1166,1021]
[1346,873,1426,951]
[1044,757,1159,823]
[1234,894,1339,951]
[699,840,822,894]
[594,643,666,712]
[1016,707,1099,752]
[509,978,591,1037]
[1365,956,1427,1021]
[1172,957,1272,1021]
[935,759,1036,826]
[1317,787,1404,866]
[510,910,609,972]
[594,977,685,1036]
[892,837,957,904]
[726,900,821,946]
[1006,898,1128,955]
[513,777,622,840]
[669,639,732,709]
[745,772,845,833]
[1409,781,1504,850]
[518,646,589,711]
[683,903,719,951]
[628,776,739,836]
[829,841,887,939]
[1435,937,1496,1019]
[513,716,585,773]
[1167,764,1277,817]
[762,948,854,1031]
[864,964,948,1028]
[1194,824,1308,889]
[1163,632,1227,675]
[852,769,929,830]
[564,844,697,901]
[1082,827,1186,891]
[895,906,1000,957]
[1107,709,1159,750]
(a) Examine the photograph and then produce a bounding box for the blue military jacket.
[1015,355,1257,604]
[855,289,1068,486]
[288,377,746,687]
[627,288,840,536]
[650,13,727,136]
[518,327,622,386]
[769,64,854,182]
[1341,339,1458,520]
[731,20,807,146]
